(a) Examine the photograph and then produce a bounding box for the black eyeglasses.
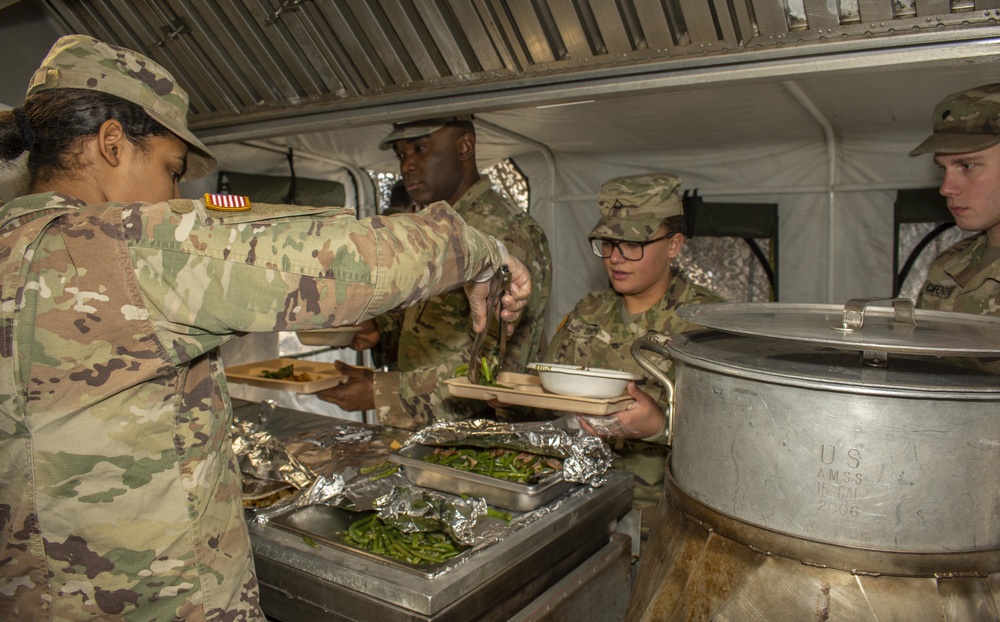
[590,233,675,261]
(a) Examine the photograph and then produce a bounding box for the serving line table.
[233,399,634,622]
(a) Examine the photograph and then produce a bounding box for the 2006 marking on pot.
[814,444,865,520]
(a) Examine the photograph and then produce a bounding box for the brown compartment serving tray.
[224,358,347,393]
[389,444,577,512]
[269,504,468,578]
[443,376,633,415]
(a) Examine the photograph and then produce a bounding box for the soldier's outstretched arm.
[466,254,531,334]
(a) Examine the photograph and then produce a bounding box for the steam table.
[234,400,634,622]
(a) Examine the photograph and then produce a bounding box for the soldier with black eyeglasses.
[543,172,725,557]
[589,231,678,261]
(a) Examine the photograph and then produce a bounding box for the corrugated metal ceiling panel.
[37,0,1000,132]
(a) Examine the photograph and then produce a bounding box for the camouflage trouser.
[613,441,669,553]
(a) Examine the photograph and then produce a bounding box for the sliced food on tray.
[224,358,348,394]
[258,363,315,382]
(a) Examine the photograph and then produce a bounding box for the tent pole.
[783,80,838,302]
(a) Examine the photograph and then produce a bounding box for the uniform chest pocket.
[560,319,616,370]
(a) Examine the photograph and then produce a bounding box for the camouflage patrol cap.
[378,115,475,151]
[26,34,216,180]
[910,83,1000,156]
[588,173,683,241]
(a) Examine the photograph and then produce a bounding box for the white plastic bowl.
[526,362,642,399]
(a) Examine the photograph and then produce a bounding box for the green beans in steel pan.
[422,447,563,484]
[342,514,467,565]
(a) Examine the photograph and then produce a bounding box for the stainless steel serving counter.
[234,400,635,622]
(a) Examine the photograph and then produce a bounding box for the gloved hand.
[577,382,666,440]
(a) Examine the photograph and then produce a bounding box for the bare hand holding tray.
[225,358,348,394]
[443,374,634,415]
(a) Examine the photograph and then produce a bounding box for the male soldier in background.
[318,116,553,428]
[910,83,1000,316]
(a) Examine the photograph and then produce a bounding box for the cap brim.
[588,217,665,241]
[178,141,216,181]
[146,108,217,180]
[378,116,474,150]
[377,132,402,151]
[909,132,1000,157]
[378,123,443,151]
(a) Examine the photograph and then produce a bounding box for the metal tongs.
[468,265,510,385]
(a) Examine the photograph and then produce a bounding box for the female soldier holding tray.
[544,173,724,555]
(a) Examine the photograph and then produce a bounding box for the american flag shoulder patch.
[204,193,252,211]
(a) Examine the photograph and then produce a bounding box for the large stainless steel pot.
[627,298,1000,621]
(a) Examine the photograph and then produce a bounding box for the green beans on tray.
[423,447,562,484]
[342,514,467,565]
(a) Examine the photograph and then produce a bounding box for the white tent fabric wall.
[505,107,945,336]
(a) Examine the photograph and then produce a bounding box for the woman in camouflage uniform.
[0,35,531,621]
[544,172,724,551]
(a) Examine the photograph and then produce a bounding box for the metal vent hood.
[28,0,1000,143]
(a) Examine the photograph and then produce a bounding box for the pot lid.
[668,330,1000,396]
[678,298,1000,357]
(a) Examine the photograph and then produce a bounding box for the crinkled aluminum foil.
[336,463,409,511]
[293,423,376,447]
[251,473,348,525]
[232,417,317,490]
[374,485,486,546]
[405,419,613,486]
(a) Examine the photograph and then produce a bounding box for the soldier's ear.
[97,119,126,166]
[665,233,685,259]
[456,131,476,162]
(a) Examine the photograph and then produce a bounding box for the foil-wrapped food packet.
[405,419,613,486]
[334,461,408,511]
[233,402,320,514]
[374,485,486,546]
[232,418,317,491]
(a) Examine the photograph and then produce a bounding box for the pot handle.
[630,338,675,446]
[837,297,916,331]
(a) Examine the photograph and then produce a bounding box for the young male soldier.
[910,83,1000,316]
[318,116,553,428]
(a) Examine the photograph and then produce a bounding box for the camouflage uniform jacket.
[0,193,503,621]
[545,272,723,409]
[916,232,1000,316]
[372,179,552,429]
[544,272,723,524]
